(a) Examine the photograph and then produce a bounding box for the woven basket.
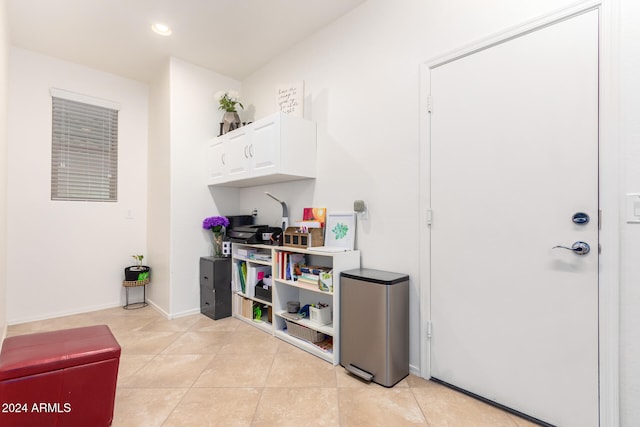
[122,278,150,288]
[284,319,326,343]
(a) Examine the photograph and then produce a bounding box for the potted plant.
[215,90,244,135]
[125,255,150,281]
[203,216,230,257]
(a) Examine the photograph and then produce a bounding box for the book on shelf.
[299,266,328,275]
[233,261,248,293]
[276,252,306,280]
[297,277,319,286]
[319,271,333,292]
[288,253,305,280]
[312,336,333,354]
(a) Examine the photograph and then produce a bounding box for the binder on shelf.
[234,260,247,293]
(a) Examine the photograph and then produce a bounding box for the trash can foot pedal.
[346,364,374,382]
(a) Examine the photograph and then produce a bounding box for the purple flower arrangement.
[202,216,230,233]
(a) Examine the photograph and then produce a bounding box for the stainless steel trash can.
[340,268,409,387]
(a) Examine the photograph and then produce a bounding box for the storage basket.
[122,278,150,288]
[284,319,326,343]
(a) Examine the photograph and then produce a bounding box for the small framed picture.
[325,212,356,250]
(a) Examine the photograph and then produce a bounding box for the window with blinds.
[51,96,118,201]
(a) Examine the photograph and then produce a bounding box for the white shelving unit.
[231,243,360,365]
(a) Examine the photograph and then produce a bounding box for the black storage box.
[124,266,150,281]
[254,283,272,302]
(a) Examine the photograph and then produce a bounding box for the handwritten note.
[276,81,304,117]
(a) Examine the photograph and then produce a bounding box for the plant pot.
[221,111,241,135]
[124,266,150,281]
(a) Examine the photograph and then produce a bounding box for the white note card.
[276,81,304,117]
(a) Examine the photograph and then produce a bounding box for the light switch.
[626,193,640,223]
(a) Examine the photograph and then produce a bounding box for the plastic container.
[309,305,332,325]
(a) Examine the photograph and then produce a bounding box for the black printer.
[226,225,268,244]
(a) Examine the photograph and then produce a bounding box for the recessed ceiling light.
[152,23,172,36]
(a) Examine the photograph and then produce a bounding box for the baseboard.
[409,363,422,378]
[168,307,201,320]
[145,299,200,320]
[7,301,122,325]
[145,299,170,319]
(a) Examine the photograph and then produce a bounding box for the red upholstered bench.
[0,325,121,427]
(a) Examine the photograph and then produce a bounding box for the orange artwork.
[303,208,326,227]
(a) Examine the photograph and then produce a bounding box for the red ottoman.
[0,325,121,427]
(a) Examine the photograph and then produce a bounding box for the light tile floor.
[7,306,540,427]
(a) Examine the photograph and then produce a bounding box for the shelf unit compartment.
[232,260,272,299]
[274,330,334,363]
[233,293,273,333]
[232,244,273,264]
[274,283,333,331]
[274,311,334,336]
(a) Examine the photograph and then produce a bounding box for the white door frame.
[418,1,620,425]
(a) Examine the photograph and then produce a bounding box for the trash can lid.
[340,268,409,285]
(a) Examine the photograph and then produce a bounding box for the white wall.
[147,60,172,314]
[6,48,149,323]
[0,0,8,338]
[619,0,640,423]
[241,0,581,376]
[241,0,639,422]
[167,57,241,316]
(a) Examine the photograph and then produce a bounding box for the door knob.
[552,241,590,255]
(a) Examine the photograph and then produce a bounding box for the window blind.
[51,96,118,201]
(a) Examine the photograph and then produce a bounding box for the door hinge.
[598,209,602,230]
[427,95,433,113]
[426,209,433,226]
[427,321,433,339]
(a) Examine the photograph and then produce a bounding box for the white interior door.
[429,10,599,427]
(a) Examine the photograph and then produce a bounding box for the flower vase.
[212,232,224,257]
[221,111,241,135]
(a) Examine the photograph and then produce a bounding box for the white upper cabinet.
[207,138,228,182]
[207,112,316,187]
[226,126,252,181]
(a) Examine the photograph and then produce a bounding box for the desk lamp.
[265,192,289,230]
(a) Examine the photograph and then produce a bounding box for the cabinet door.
[207,140,228,184]
[251,117,280,177]
[226,128,252,180]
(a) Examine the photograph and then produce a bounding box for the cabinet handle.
[244,145,249,158]
[249,144,254,157]
[221,153,226,165]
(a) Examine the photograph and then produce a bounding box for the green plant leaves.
[332,222,349,240]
